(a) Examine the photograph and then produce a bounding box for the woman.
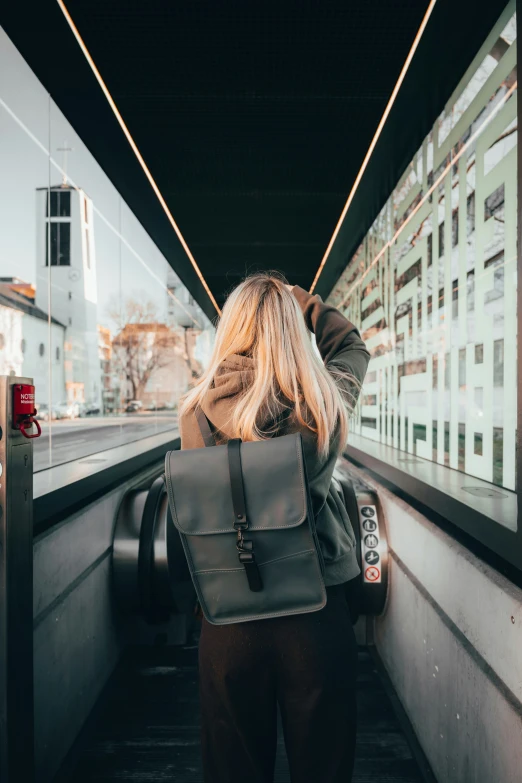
[179,272,370,783]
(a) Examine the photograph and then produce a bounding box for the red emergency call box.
[12,384,41,439]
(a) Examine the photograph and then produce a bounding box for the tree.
[109,297,183,402]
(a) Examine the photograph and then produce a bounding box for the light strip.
[56,0,221,315]
[338,79,517,309]
[309,0,438,294]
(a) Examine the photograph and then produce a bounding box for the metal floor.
[65,636,427,783]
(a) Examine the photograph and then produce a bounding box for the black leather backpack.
[164,408,326,625]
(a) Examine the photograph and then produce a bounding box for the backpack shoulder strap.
[195,407,216,447]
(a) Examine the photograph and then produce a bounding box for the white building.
[35,184,101,407]
[0,280,65,406]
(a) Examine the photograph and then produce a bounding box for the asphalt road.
[33,413,179,472]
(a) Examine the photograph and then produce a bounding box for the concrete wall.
[349,463,522,783]
[32,463,184,783]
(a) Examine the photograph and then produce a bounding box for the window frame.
[45,220,71,267]
[47,189,71,218]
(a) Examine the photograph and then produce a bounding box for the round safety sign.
[362,518,377,532]
[365,566,380,582]
[361,506,375,518]
[364,550,380,565]
[364,533,379,549]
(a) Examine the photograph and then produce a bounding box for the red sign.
[12,384,41,439]
[13,384,36,418]
[365,566,380,582]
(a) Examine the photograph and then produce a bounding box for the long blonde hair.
[180,272,357,456]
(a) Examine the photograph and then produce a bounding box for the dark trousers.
[198,582,358,783]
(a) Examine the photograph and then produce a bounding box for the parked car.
[125,400,143,413]
[55,401,80,419]
[145,401,169,411]
[35,403,61,421]
[35,404,51,422]
[79,403,101,417]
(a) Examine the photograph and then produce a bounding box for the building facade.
[0,280,66,406]
[35,184,101,408]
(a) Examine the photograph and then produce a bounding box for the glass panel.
[0,27,53,470]
[0,25,215,471]
[328,4,517,509]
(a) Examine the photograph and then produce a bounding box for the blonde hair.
[180,272,358,457]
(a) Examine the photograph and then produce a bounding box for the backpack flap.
[165,432,307,535]
[164,432,326,624]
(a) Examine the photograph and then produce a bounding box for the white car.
[55,401,80,419]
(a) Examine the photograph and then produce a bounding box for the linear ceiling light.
[56,0,221,316]
[309,0,438,294]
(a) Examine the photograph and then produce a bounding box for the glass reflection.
[328,5,517,494]
[0,26,214,471]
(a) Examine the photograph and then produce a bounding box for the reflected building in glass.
[0,277,65,405]
[327,6,517,491]
[0,23,215,469]
[35,183,100,409]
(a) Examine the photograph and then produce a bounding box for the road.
[33,413,179,472]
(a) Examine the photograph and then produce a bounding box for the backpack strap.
[195,407,216,447]
[228,438,263,593]
[228,439,247,529]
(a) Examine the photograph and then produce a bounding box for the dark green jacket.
[180,285,370,585]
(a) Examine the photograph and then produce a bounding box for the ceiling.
[1,0,507,319]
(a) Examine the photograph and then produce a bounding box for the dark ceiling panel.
[1,0,507,315]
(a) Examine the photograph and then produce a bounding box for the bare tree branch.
[107,295,203,403]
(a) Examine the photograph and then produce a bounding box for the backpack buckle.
[236,536,263,592]
[236,528,245,549]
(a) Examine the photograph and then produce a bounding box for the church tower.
[35,184,101,407]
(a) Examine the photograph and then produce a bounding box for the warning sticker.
[365,566,381,582]
[359,504,382,583]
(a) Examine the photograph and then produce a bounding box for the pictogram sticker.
[359,504,382,582]
[364,550,380,565]
[364,533,379,549]
[365,566,380,582]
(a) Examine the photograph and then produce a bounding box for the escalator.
[58,639,432,783]
[56,634,433,783]
[55,462,434,783]
[0,374,434,783]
